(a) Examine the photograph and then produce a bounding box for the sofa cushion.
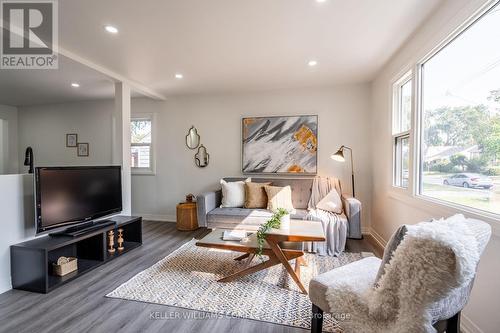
[316,188,343,214]
[264,185,295,213]
[244,182,271,209]
[224,177,313,209]
[220,178,250,208]
[206,207,309,230]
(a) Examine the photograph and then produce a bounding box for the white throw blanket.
[303,176,347,256]
[325,215,481,333]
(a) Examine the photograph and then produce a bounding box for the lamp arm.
[341,146,355,197]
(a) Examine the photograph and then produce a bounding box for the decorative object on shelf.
[331,145,355,196]
[117,228,125,251]
[52,256,78,276]
[256,208,288,258]
[66,133,78,147]
[176,202,198,231]
[23,146,34,174]
[107,230,116,253]
[242,115,318,174]
[186,194,195,202]
[195,144,209,168]
[185,126,201,149]
[77,142,89,157]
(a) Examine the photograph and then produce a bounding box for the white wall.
[0,174,35,293]
[0,104,19,174]
[17,100,114,167]
[370,0,499,332]
[130,84,372,229]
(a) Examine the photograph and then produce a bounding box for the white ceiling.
[0,0,443,105]
[58,0,442,97]
[0,55,114,106]
[0,55,144,107]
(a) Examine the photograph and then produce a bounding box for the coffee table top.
[196,219,325,251]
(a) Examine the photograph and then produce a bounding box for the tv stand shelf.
[10,216,142,293]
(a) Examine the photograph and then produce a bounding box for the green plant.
[256,208,288,258]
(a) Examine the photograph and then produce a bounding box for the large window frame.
[131,113,156,175]
[394,0,500,221]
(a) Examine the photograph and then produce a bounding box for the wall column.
[113,82,131,215]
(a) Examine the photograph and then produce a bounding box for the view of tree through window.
[420,4,500,214]
[131,119,152,169]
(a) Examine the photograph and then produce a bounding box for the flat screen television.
[35,166,122,234]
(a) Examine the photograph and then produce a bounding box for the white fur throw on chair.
[325,215,481,333]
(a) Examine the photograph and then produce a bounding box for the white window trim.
[131,113,156,176]
[410,0,500,220]
[392,70,413,189]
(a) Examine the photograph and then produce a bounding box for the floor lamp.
[331,145,355,197]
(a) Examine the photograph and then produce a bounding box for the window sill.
[132,169,156,176]
[387,189,500,237]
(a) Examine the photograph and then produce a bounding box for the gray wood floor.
[0,221,379,333]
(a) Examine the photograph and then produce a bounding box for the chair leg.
[447,312,460,333]
[311,304,324,333]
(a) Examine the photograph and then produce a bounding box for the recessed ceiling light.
[175,73,183,79]
[316,0,327,3]
[104,25,119,34]
[308,60,318,67]
[71,82,80,88]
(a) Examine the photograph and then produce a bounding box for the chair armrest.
[342,194,362,239]
[309,256,381,312]
[196,190,221,227]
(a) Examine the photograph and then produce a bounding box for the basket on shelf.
[52,256,78,276]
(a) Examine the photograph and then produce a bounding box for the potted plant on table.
[256,208,290,258]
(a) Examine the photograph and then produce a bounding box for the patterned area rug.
[107,239,367,332]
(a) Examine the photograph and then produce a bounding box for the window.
[393,72,412,188]
[131,115,154,174]
[418,3,500,215]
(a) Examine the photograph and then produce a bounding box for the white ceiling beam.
[58,46,166,100]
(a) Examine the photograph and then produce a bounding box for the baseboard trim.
[460,313,483,333]
[368,228,388,249]
[134,213,176,222]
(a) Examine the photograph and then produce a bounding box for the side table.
[176,202,198,231]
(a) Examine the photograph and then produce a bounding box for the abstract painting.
[242,115,318,174]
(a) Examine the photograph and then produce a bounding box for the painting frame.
[66,133,78,147]
[77,143,89,157]
[241,115,318,175]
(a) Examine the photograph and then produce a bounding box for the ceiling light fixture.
[104,25,119,34]
[308,60,318,67]
[71,82,80,88]
[316,0,327,3]
[175,73,184,79]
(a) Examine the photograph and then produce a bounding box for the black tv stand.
[49,220,116,237]
[10,216,142,293]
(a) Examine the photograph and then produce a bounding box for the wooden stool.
[176,202,198,231]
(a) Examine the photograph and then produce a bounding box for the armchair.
[309,215,491,333]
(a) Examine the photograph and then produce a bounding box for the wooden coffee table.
[195,220,325,294]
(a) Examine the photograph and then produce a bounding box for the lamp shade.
[331,148,345,162]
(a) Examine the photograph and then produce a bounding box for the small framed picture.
[77,143,89,157]
[66,134,78,147]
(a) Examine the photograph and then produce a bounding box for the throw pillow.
[264,185,295,213]
[220,178,251,208]
[244,182,271,209]
[316,189,343,214]
[374,224,408,284]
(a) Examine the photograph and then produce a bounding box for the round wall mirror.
[195,144,209,168]
[185,126,200,149]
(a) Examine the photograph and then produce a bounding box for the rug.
[107,239,369,332]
